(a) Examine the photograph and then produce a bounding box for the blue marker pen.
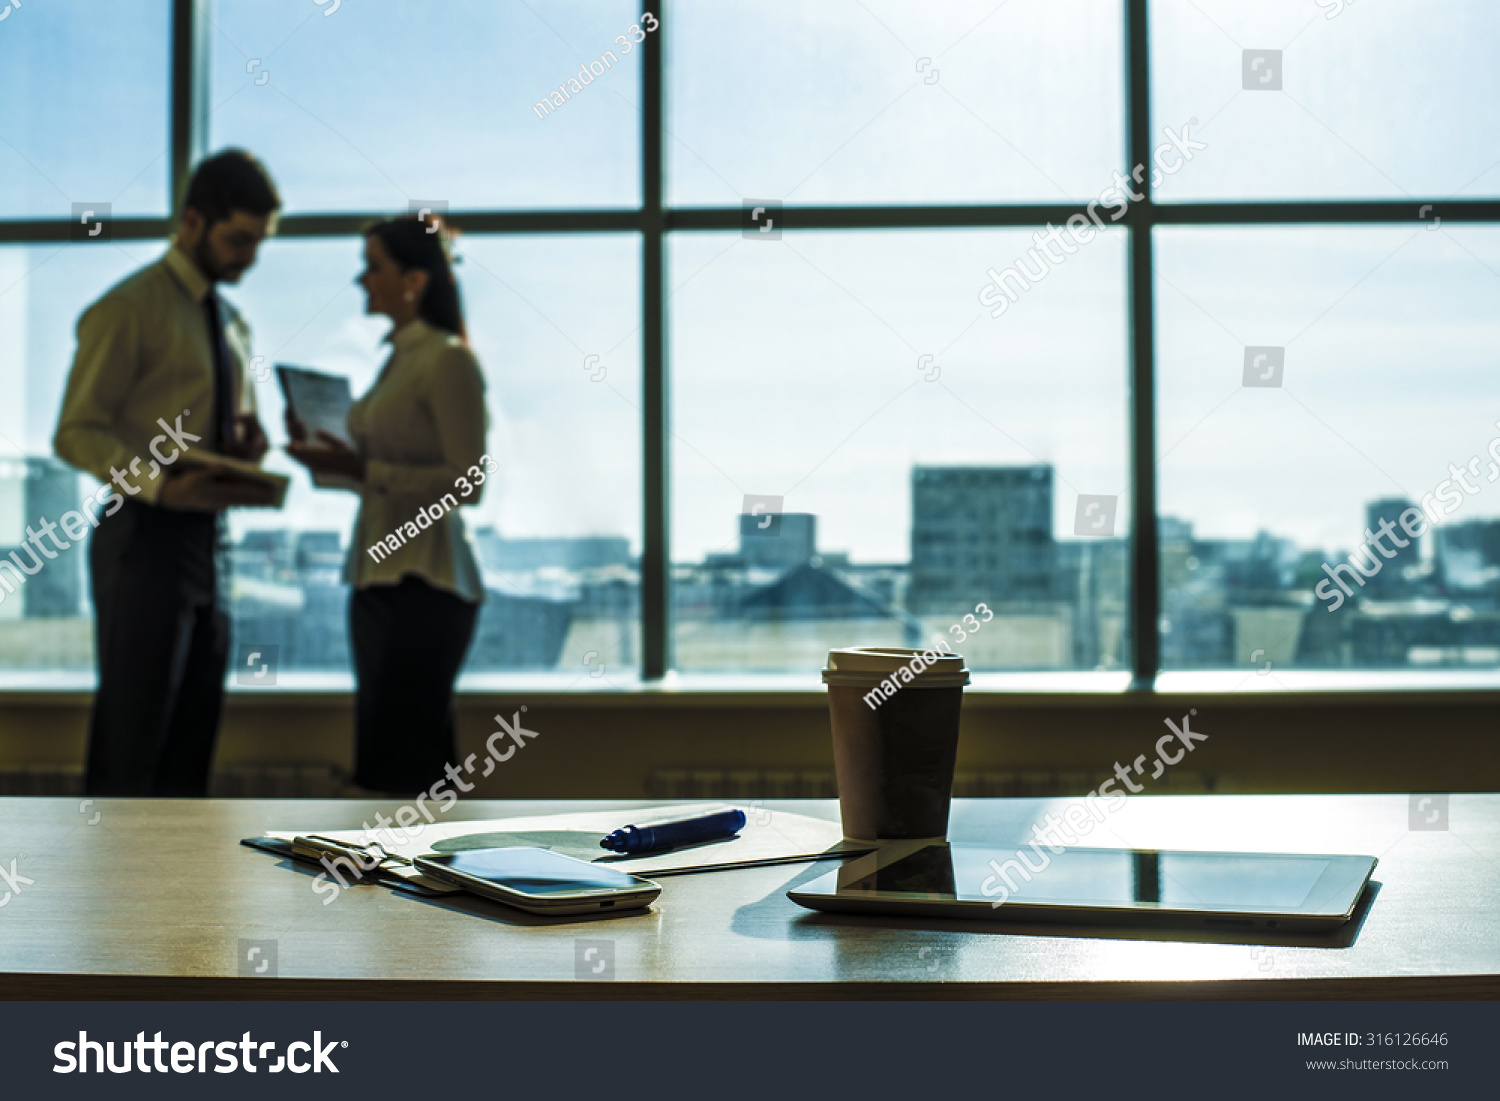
[600,808,748,855]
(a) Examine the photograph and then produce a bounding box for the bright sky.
[3,0,1499,567]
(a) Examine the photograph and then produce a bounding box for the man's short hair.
[182,149,280,228]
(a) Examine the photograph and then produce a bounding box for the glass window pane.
[670,228,1129,672]
[222,233,641,676]
[1157,226,1500,670]
[0,2,171,217]
[1151,0,1500,200]
[208,0,641,211]
[2,235,639,681]
[668,0,1123,205]
[0,242,167,673]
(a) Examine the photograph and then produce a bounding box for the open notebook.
[175,451,290,507]
[244,804,872,895]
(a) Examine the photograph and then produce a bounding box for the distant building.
[1364,497,1421,595]
[468,590,575,668]
[736,512,816,569]
[1437,518,1500,594]
[737,562,891,621]
[0,458,83,618]
[473,528,631,572]
[908,465,1055,613]
[1349,599,1500,666]
[699,513,818,572]
[294,530,343,574]
[1195,530,1298,601]
[1056,538,1127,669]
[1158,517,1303,667]
[465,528,633,670]
[228,528,351,670]
[235,528,294,581]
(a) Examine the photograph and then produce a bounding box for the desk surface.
[1,795,1496,999]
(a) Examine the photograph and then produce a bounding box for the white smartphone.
[414,847,662,915]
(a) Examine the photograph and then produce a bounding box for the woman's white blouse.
[342,318,488,603]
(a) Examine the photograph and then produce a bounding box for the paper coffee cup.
[822,647,969,842]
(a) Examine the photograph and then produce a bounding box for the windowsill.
[3,669,1500,706]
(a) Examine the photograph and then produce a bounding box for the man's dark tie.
[202,290,237,454]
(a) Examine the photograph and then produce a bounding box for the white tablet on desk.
[788,841,1377,932]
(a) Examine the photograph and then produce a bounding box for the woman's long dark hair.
[366,215,466,341]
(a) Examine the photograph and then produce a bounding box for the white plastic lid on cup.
[821,646,970,688]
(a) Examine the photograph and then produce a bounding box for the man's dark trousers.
[84,498,229,796]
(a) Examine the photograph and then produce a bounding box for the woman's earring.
[404,291,415,302]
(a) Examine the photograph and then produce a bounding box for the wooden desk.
[1,795,1496,999]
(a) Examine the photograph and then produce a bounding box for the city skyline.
[7,455,1500,674]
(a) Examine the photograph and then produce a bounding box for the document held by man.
[174,451,290,507]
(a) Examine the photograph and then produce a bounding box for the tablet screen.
[276,365,354,447]
[842,844,1334,910]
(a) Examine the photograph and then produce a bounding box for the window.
[669,228,1128,671]
[1151,0,1500,201]
[1157,225,1500,670]
[0,1,171,217]
[2,0,1498,686]
[668,0,1122,205]
[207,0,641,210]
[221,235,641,675]
[0,243,164,672]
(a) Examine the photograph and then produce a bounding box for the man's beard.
[193,231,241,283]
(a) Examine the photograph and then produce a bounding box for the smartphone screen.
[430,848,645,897]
